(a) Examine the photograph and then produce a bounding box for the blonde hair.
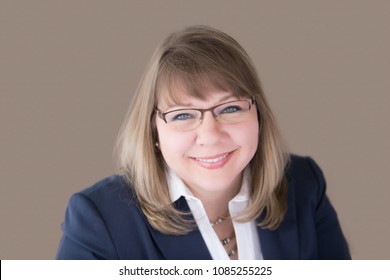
[115,25,289,234]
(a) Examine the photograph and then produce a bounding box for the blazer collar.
[148,196,212,260]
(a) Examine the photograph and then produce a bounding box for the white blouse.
[167,167,263,260]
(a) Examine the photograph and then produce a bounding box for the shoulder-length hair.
[115,25,289,235]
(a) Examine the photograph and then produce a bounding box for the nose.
[195,111,226,146]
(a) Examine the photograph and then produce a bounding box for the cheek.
[156,121,193,160]
[237,106,260,146]
[234,118,259,151]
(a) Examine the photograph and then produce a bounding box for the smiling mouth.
[190,151,235,169]
[194,153,230,163]
[192,151,234,164]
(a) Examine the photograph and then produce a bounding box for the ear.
[151,113,160,151]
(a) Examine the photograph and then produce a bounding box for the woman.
[57,25,350,260]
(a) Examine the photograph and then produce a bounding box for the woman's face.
[155,87,259,198]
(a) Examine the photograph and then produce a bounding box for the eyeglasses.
[156,98,255,131]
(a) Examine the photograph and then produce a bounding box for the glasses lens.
[164,109,201,131]
[214,100,252,123]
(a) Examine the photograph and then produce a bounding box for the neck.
[189,173,243,221]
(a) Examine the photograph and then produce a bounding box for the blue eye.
[174,113,192,120]
[221,106,241,114]
[170,112,196,121]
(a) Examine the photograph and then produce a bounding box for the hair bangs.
[156,66,250,108]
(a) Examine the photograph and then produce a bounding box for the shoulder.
[58,175,151,259]
[69,174,144,228]
[282,154,331,221]
[63,174,141,230]
[77,174,137,205]
[285,154,326,202]
[286,154,325,183]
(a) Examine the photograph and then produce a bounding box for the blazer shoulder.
[78,174,138,205]
[58,175,147,259]
[285,154,327,203]
[286,154,324,179]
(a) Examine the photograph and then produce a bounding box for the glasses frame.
[156,97,255,124]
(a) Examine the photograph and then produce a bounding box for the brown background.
[1,0,389,259]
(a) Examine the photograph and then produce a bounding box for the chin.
[189,173,241,193]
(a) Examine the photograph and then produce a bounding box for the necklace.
[210,216,237,258]
[221,232,237,256]
[228,248,237,257]
[210,215,238,259]
[210,213,230,227]
[221,233,235,245]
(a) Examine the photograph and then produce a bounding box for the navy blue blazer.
[56,155,351,259]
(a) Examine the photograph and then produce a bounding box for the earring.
[155,142,159,148]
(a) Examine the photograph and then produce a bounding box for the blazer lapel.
[149,196,212,260]
[257,179,300,260]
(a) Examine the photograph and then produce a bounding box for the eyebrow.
[162,94,237,111]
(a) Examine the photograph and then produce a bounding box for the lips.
[194,153,230,163]
[190,151,234,169]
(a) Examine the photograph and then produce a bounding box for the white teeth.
[195,153,229,163]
